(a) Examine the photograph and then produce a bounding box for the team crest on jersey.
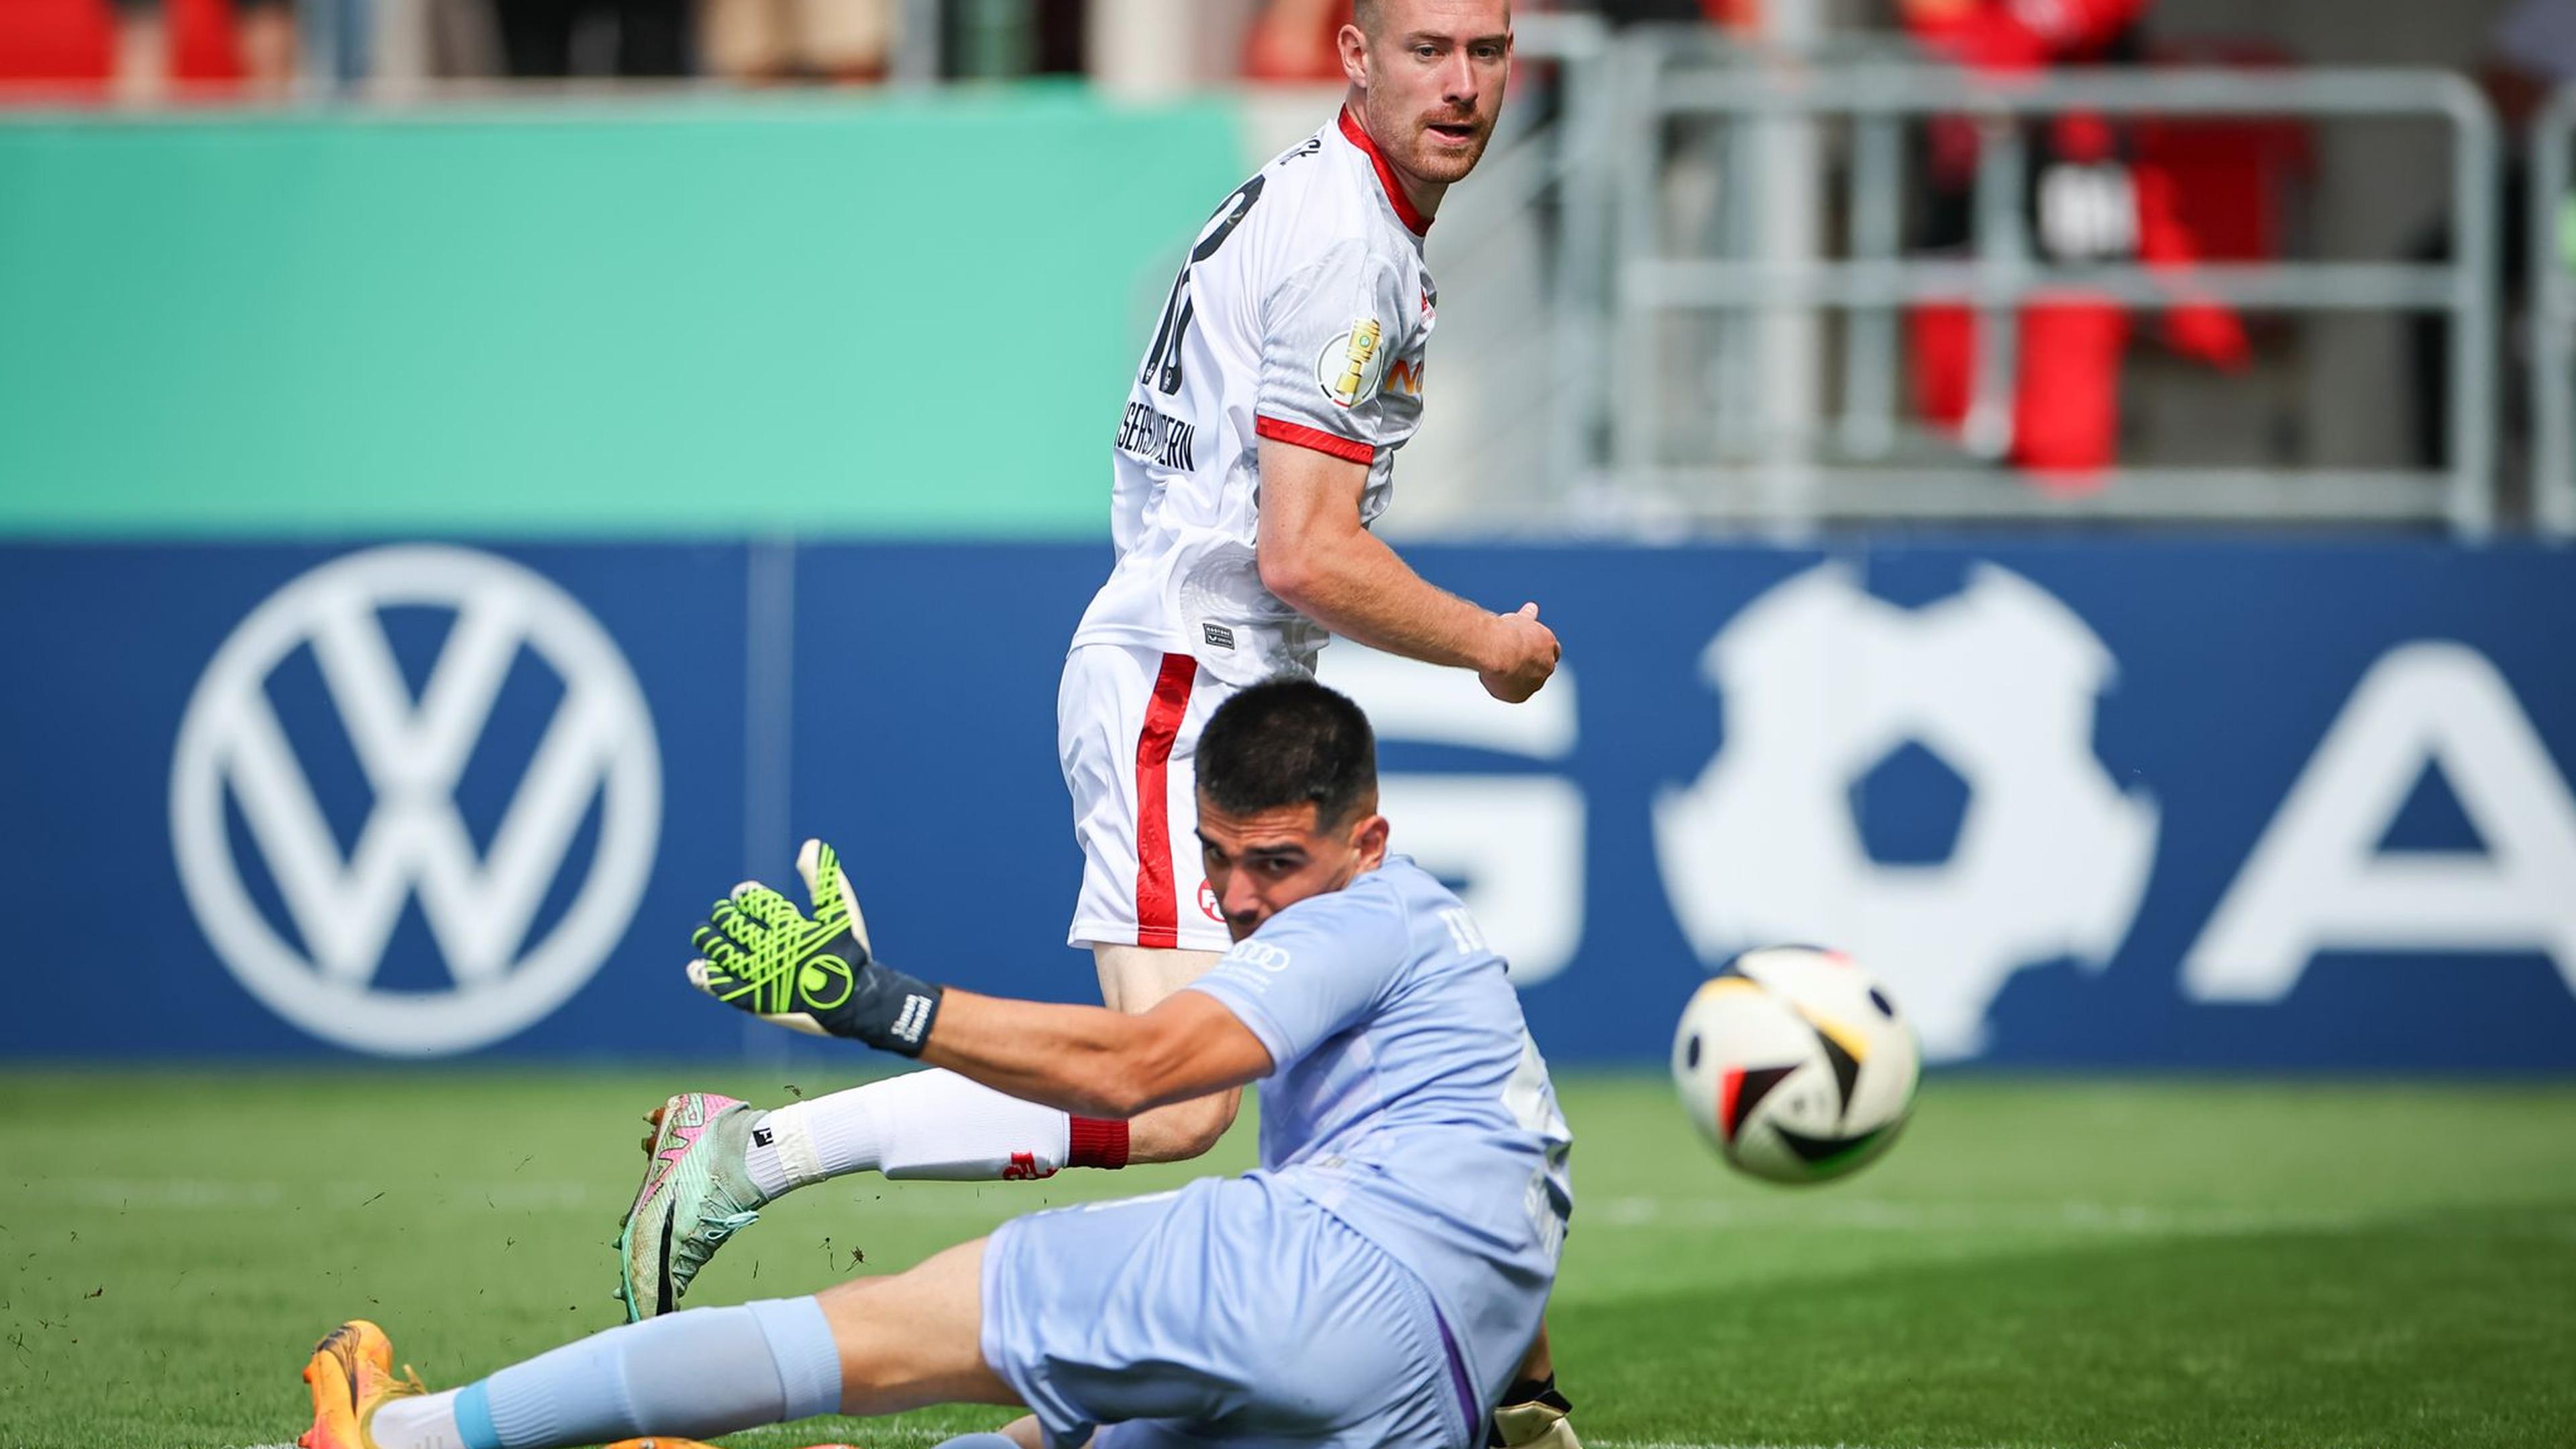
[1318,317,1388,409]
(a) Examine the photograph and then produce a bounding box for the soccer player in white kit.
[619,1,1571,1440]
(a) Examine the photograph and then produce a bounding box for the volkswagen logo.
[170,545,661,1055]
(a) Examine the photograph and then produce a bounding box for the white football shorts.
[1059,643,1235,953]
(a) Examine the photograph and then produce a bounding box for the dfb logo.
[1654,563,2157,1060]
[170,545,661,1056]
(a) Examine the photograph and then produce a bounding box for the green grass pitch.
[5,1070,2573,1448]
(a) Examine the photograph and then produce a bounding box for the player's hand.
[687,839,869,1038]
[1479,602,1560,704]
[686,839,943,1055]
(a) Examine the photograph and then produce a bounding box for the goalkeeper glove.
[686,839,943,1055]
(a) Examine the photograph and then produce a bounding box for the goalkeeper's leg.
[355,1240,1012,1449]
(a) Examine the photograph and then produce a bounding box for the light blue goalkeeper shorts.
[978,1172,1483,1449]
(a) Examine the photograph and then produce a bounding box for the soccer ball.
[1670,946,1919,1185]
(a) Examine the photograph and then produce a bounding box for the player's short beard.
[1403,111,1492,182]
[1364,92,1495,186]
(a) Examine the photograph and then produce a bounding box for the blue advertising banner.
[3,539,2571,1069]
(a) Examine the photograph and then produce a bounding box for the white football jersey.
[1071,108,1438,688]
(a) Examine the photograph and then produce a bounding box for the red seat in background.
[0,0,248,100]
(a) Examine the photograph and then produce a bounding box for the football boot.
[616,1091,767,1322]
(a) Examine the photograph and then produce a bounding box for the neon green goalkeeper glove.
[687,839,943,1055]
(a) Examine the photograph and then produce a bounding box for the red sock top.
[1067,1117,1131,1171]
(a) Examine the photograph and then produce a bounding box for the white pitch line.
[1580,1193,2380,1236]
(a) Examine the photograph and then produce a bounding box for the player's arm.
[912,988,1272,1120]
[1257,437,1560,702]
[685,840,1272,1115]
[935,872,1403,1121]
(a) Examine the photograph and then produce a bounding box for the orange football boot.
[298,1320,425,1449]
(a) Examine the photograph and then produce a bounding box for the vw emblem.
[169,545,661,1055]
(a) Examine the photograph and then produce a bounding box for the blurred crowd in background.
[24,0,1320,96]
[9,0,2558,103]
[10,0,1698,97]
[5,0,2576,100]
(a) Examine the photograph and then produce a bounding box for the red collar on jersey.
[1338,106,1434,236]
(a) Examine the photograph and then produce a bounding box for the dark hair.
[1197,677,1378,827]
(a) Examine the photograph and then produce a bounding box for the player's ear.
[1351,811,1391,871]
[1338,23,1368,87]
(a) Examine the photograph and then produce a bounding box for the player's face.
[1195,794,1391,941]
[1348,0,1512,189]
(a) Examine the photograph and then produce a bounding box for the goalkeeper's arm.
[688,839,1272,1114]
[912,988,1273,1121]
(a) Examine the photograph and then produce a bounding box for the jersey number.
[1505,1033,1574,1262]
[1142,174,1267,396]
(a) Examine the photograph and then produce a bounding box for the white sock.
[743,1069,1074,1196]
[369,1389,466,1449]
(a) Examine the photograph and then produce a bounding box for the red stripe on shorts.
[1132,651,1197,949]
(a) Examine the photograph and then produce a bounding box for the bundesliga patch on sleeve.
[1317,317,1388,408]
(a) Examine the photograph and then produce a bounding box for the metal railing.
[1385,11,1617,529]
[2530,83,2576,539]
[1598,36,2500,533]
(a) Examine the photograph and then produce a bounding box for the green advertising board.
[0,90,1244,538]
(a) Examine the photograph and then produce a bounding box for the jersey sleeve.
[1253,239,1415,465]
[1183,887,1411,1075]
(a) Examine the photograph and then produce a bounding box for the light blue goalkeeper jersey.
[1184,855,1574,1410]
